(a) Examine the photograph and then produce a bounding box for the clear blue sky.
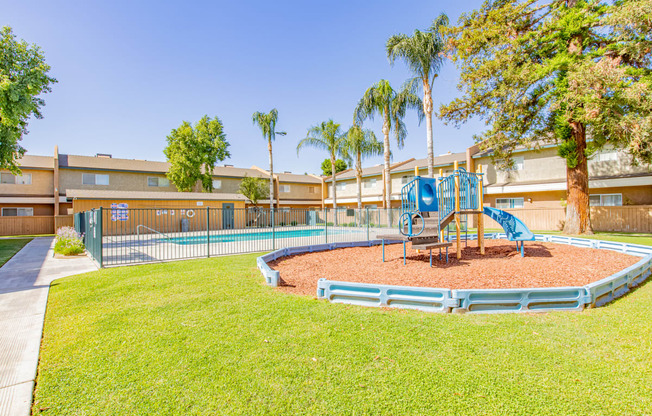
[4,0,487,175]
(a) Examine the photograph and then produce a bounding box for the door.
[222,203,235,229]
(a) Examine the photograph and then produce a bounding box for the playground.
[260,165,652,313]
[270,239,640,296]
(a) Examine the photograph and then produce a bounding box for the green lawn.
[0,238,32,267]
[34,235,652,415]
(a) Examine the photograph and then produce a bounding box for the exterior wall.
[60,169,178,194]
[477,147,652,186]
[477,148,567,185]
[0,169,54,196]
[0,203,54,216]
[72,198,245,213]
[278,182,321,202]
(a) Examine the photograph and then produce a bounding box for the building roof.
[66,189,246,201]
[275,172,321,184]
[17,155,55,170]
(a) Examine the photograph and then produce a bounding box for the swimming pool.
[167,228,351,244]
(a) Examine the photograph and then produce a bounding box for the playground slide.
[483,207,535,242]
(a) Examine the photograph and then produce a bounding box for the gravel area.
[268,239,640,296]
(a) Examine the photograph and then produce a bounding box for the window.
[508,157,524,171]
[82,173,109,185]
[593,150,618,162]
[496,198,524,209]
[0,172,31,185]
[1,207,33,216]
[365,204,378,209]
[212,179,222,189]
[363,178,377,189]
[279,184,290,193]
[148,177,170,187]
[401,175,414,184]
[336,182,346,191]
[308,186,317,194]
[590,193,622,206]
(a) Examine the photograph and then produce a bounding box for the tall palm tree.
[386,13,449,178]
[354,79,423,210]
[297,120,346,210]
[342,125,383,210]
[252,109,286,210]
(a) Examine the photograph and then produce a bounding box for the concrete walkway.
[0,237,97,416]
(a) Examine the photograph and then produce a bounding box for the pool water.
[167,228,351,244]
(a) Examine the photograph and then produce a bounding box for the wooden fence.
[0,215,74,236]
[480,205,652,233]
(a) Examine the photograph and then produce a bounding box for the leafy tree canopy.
[238,175,269,206]
[321,158,347,176]
[0,26,57,172]
[164,115,230,192]
[441,0,652,167]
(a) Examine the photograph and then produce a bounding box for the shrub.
[290,221,298,226]
[54,227,85,256]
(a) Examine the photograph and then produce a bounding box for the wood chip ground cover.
[269,239,640,296]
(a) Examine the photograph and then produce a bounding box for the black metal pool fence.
[74,207,403,267]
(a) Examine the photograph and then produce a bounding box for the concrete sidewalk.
[0,237,98,416]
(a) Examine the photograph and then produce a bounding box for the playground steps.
[411,242,453,250]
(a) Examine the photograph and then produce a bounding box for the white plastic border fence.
[257,234,652,314]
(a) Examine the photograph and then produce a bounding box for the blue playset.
[379,163,535,265]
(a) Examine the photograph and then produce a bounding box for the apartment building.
[471,145,652,209]
[323,152,468,208]
[0,147,323,220]
[324,145,652,209]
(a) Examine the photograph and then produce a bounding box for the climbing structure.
[399,161,485,260]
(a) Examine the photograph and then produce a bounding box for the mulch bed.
[268,239,640,296]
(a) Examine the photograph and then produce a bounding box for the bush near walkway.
[33,234,652,415]
[53,227,84,256]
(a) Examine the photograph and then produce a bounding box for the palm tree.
[252,109,286,210]
[297,120,346,211]
[354,79,423,211]
[386,13,449,178]
[342,125,383,210]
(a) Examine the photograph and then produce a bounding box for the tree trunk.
[382,110,392,227]
[268,138,274,212]
[331,155,337,225]
[382,111,391,210]
[424,78,434,178]
[356,152,362,210]
[563,122,593,235]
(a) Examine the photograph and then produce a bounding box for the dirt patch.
[268,239,640,296]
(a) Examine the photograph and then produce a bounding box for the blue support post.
[430,249,432,267]
[403,241,406,265]
[382,238,385,262]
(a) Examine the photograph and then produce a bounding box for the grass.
[33,234,652,415]
[0,237,32,267]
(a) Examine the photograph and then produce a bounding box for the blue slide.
[483,207,535,256]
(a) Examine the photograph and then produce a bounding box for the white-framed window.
[364,204,378,209]
[336,182,346,191]
[0,172,32,185]
[509,157,524,171]
[590,193,622,206]
[279,207,290,213]
[82,173,109,185]
[279,184,290,193]
[496,197,524,209]
[148,177,170,187]
[593,150,618,162]
[1,207,33,216]
[212,179,222,189]
[363,178,377,189]
[401,175,414,184]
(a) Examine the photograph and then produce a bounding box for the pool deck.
[0,237,98,416]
